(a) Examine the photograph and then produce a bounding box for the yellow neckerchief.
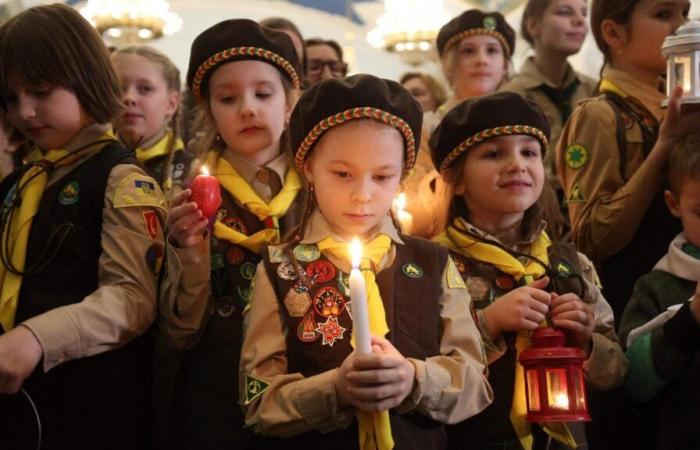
[599,78,627,99]
[0,131,114,331]
[208,151,302,254]
[317,234,394,450]
[434,217,576,450]
[134,130,184,164]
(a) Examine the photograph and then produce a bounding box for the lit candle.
[349,238,371,354]
[190,165,222,219]
[393,193,414,234]
[552,392,570,410]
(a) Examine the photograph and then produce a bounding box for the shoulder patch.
[566,183,586,204]
[446,257,466,289]
[565,144,588,170]
[244,374,270,405]
[113,173,166,210]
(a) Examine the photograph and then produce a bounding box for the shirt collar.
[518,57,579,90]
[225,150,289,185]
[601,65,665,122]
[301,209,404,245]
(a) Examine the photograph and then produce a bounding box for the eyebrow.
[327,160,401,170]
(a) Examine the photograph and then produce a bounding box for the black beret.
[290,74,423,175]
[187,19,301,101]
[436,10,515,58]
[430,92,550,171]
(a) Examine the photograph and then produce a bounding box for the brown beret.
[290,74,422,175]
[436,9,515,58]
[429,92,550,171]
[187,19,301,101]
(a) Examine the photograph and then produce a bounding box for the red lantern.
[190,165,221,219]
[518,327,591,422]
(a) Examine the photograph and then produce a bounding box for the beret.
[436,9,515,58]
[430,91,550,171]
[187,18,301,101]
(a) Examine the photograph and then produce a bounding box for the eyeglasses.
[307,59,347,76]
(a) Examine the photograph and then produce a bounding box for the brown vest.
[261,236,450,450]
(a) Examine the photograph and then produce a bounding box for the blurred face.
[280,29,305,64]
[112,53,179,143]
[450,35,507,100]
[454,135,545,230]
[208,60,291,165]
[2,74,91,150]
[402,77,437,112]
[304,120,404,240]
[666,178,700,248]
[530,0,588,56]
[306,44,346,85]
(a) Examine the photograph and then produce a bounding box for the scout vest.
[601,92,682,323]
[259,236,449,450]
[142,148,195,189]
[446,241,585,446]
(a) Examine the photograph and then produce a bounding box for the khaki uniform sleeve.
[240,262,353,437]
[398,257,493,424]
[22,164,166,372]
[577,252,629,390]
[556,100,664,262]
[474,309,508,365]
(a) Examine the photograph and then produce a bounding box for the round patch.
[483,16,497,30]
[277,262,298,281]
[216,296,236,318]
[297,312,319,343]
[467,276,490,302]
[240,262,256,280]
[226,246,245,266]
[283,289,311,317]
[293,244,320,262]
[145,243,164,275]
[402,263,424,279]
[495,274,516,290]
[306,260,337,284]
[313,286,346,318]
[59,181,80,205]
[223,216,248,234]
[565,144,588,170]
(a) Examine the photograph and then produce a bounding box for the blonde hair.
[400,72,448,109]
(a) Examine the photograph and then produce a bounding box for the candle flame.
[350,237,362,269]
[201,165,210,176]
[552,392,570,410]
[395,192,407,212]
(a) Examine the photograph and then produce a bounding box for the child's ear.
[601,18,627,55]
[665,189,682,217]
[302,158,314,184]
[165,90,180,118]
[525,17,541,43]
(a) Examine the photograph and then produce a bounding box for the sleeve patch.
[566,182,587,204]
[244,373,270,405]
[113,173,166,210]
[446,257,467,289]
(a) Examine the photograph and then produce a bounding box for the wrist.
[480,307,500,341]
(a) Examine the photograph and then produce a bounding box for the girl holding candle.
[429,91,627,449]
[239,74,493,450]
[112,45,195,193]
[158,20,304,449]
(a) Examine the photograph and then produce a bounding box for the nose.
[320,64,334,80]
[122,86,137,106]
[239,93,256,118]
[350,177,372,204]
[573,9,586,26]
[17,96,36,121]
[506,153,527,172]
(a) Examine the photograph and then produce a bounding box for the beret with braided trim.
[436,9,515,57]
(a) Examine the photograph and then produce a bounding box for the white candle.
[349,238,371,354]
[393,193,414,234]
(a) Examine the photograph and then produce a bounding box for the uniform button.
[255,169,270,183]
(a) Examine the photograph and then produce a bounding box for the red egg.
[190,169,221,219]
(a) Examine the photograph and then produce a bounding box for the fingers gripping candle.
[190,165,222,219]
[350,238,371,354]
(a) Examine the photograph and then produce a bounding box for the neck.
[608,60,660,89]
[533,50,570,87]
[225,142,282,168]
[468,212,525,248]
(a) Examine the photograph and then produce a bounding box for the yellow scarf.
[317,234,394,450]
[207,151,302,254]
[134,131,184,163]
[435,217,576,450]
[0,134,113,331]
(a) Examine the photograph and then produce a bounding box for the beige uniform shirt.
[158,150,290,350]
[19,123,167,372]
[240,210,493,437]
[555,66,666,262]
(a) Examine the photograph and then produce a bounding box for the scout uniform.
[429,93,627,449]
[407,10,515,238]
[156,19,304,450]
[240,74,493,450]
[0,123,167,450]
[556,65,682,323]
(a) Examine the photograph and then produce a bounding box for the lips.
[121,112,143,124]
[344,213,374,222]
[26,125,49,135]
[499,180,532,190]
[240,126,262,134]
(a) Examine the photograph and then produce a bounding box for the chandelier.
[367,0,449,66]
[80,0,183,44]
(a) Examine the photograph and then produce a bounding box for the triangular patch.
[566,183,586,204]
[244,374,270,405]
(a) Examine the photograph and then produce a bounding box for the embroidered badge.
[240,262,256,280]
[495,274,515,290]
[298,312,319,342]
[293,244,320,262]
[337,271,350,297]
[58,181,80,205]
[172,162,185,181]
[402,263,423,279]
[467,276,490,302]
[293,279,309,294]
[268,245,287,263]
[557,261,574,278]
[237,285,252,304]
[277,262,298,281]
[216,208,228,223]
[211,253,225,271]
[216,296,236,318]
[306,260,336,284]
[315,316,347,347]
[313,286,347,317]
[145,243,164,275]
[113,173,165,209]
[566,183,586,204]
[283,289,311,317]
[483,16,497,30]
[446,258,467,289]
[223,216,248,234]
[244,374,270,405]
[227,246,245,266]
[142,210,159,240]
[565,144,588,170]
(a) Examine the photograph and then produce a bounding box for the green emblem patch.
[557,262,574,278]
[240,262,256,280]
[565,144,588,170]
[59,181,80,205]
[293,244,320,262]
[402,263,423,279]
[244,374,270,405]
[483,16,497,30]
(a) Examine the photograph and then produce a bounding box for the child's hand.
[167,189,209,248]
[334,335,415,412]
[654,86,700,164]
[0,326,43,394]
[481,276,551,340]
[550,292,594,354]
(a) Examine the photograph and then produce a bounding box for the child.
[0,4,166,450]
[158,19,304,449]
[430,92,626,449]
[112,45,194,192]
[620,132,700,450]
[556,0,698,322]
[240,74,493,450]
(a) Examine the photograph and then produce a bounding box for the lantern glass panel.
[572,369,587,410]
[546,368,570,410]
[674,55,693,93]
[526,369,541,411]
